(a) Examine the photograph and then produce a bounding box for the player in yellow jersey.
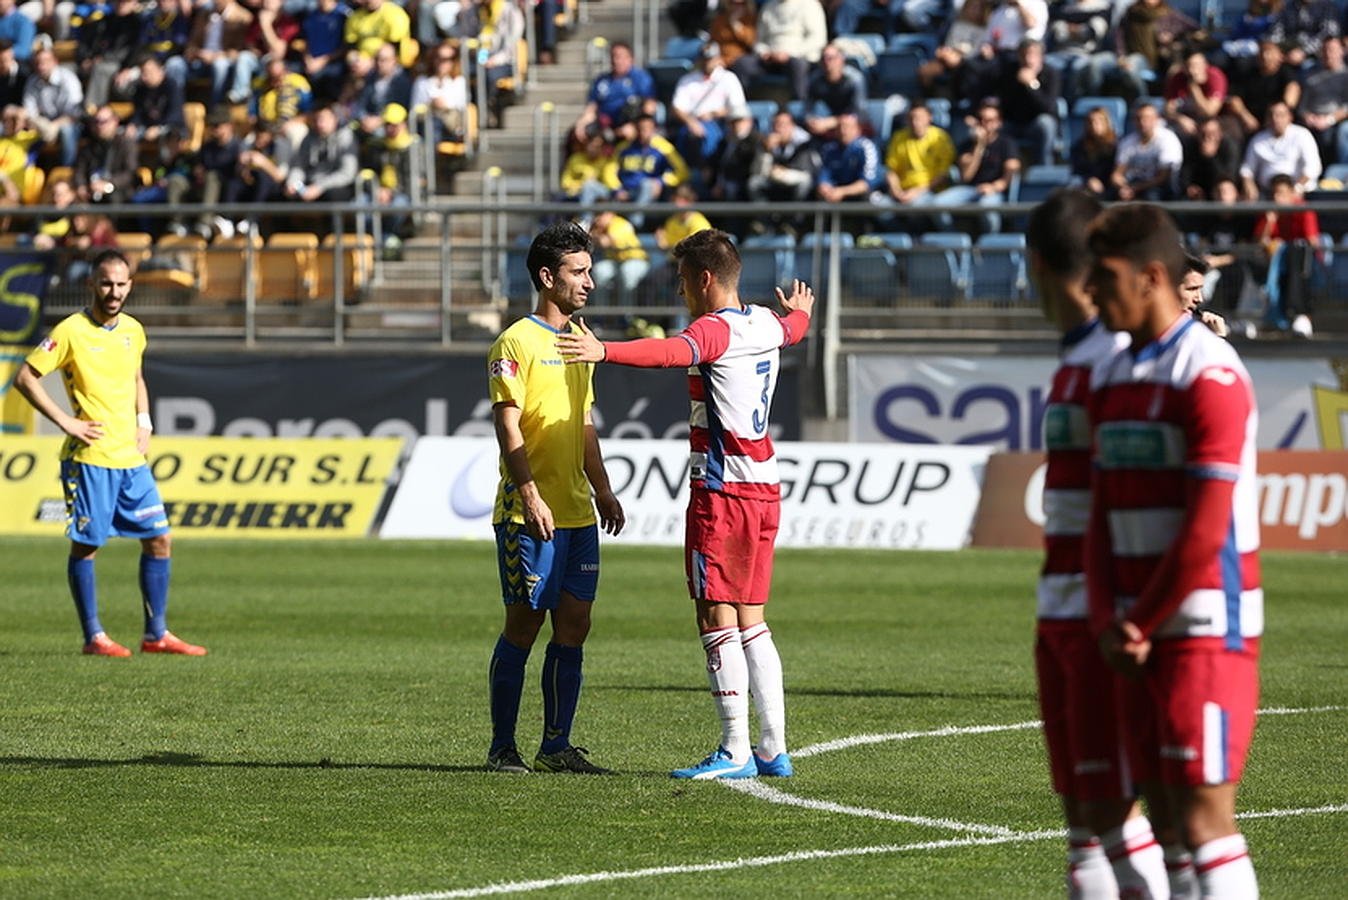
[484,221,625,774]
[15,250,206,658]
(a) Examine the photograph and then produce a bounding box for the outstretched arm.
[557,317,702,368]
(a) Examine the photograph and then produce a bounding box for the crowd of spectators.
[0,0,557,257]
[554,0,1348,333]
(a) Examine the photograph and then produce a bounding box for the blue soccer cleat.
[671,747,757,780]
[753,750,793,777]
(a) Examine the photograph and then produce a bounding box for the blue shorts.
[494,522,600,609]
[62,460,170,547]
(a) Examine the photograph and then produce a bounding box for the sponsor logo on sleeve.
[489,358,519,378]
[39,337,57,352]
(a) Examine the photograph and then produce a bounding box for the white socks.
[700,627,750,761]
[1165,842,1199,899]
[1194,834,1258,899]
[1066,827,1117,899]
[1102,816,1168,899]
[740,622,786,759]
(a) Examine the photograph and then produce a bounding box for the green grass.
[0,538,1344,899]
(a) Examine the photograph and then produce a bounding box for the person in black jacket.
[78,0,147,106]
[998,38,1059,167]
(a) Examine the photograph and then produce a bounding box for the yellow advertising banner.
[0,437,403,538]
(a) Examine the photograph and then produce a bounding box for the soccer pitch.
[1,538,1344,899]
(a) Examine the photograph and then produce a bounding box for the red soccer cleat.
[140,631,208,656]
[83,633,132,657]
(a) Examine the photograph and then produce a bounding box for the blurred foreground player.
[484,221,625,775]
[1085,203,1263,899]
[558,229,813,779]
[1028,189,1175,898]
[15,249,206,658]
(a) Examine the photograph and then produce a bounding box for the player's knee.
[143,532,172,557]
[69,541,97,560]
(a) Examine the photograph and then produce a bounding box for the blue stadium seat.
[888,33,937,58]
[663,35,705,61]
[1308,189,1348,238]
[1071,97,1128,144]
[1019,164,1073,204]
[746,99,780,135]
[925,97,952,131]
[786,99,808,123]
[842,247,900,301]
[911,232,971,300]
[647,58,693,106]
[865,95,908,147]
[741,234,795,298]
[798,231,856,281]
[870,232,914,251]
[872,48,923,97]
[970,233,1029,301]
[838,32,886,70]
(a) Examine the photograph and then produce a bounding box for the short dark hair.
[0,39,14,53]
[1183,251,1210,276]
[1087,203,1187,287]
[1026,188,1103,280]
[526,221,593,292]
[1269,173,1296,192]
[671,228,741,288]
[90,248,131,274]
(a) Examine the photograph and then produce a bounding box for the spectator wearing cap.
[128,54,186,144]
[708,0,755,69]
[74,105,140,205]
[22,47,82,166]
[804,42,866,141]
[77,0,146,107]
[355,41,413,137]
[931,100,1021,234]
[612,112,689,228]
[1241,100,1322,197]
[571,42,655,146]
[732,0,827,102]
[670,41,747,169]
[0,0,34,62]
[185,0,255,105]
[880,101,955,208]
[996,38,1058,167]
[346,0,410,79]
[286,104,359,206]
[0,39,27,108]
[1265,0,1340,68]
[302,0,349,102]
[256,57,312,130]
[816,112,882,204]
[362,102,415,247]
[411,39,468,143]
[559,127,619,207]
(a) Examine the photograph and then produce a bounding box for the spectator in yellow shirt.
[560,129,619,207]
[881,101,955,207]
[588,210,649,305]
[345,0,410,78]
[656,184,712,249]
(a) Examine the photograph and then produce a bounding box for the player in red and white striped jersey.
[1085,203,1262,900]
[1029,190,1172,900]
[558,229,813,780]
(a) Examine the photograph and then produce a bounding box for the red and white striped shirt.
[1087,315,1263,645]
[604,304,810,499]
[1039,319,1131,620]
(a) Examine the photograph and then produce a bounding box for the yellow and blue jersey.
[25,311,146,469]
[487,316,596,528]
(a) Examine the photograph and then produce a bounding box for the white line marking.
[723,779,1016,836]
[794,721,1041,759]
[353,804,1347,900]
[793,705,1345,760]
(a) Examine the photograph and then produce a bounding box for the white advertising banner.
[381,437,992,550]
[849,355,1346,450]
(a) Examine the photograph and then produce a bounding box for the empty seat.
[1018,164,1073,204]
[260,233,319,303]
[872,48,922,97]
[970,233,1028,301]
[842,247,899,301]
[648,58,693,106]
[315,233,376,301]
[201,235,261,305]
[910,232,971,300]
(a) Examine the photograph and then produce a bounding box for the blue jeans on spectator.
[929,184,1004,234]
[1081,53,1149,99]
[618,177,662,229]
[1005,114,1056,167]
[536,0,558,56]
[677,118,725,167]
[592,257,651,304]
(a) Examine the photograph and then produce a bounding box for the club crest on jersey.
[489,358,519,378]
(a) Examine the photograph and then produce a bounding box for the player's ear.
[537,265,555,290]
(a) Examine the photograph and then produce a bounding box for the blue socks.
[67,557,101,642]
[489,636,530,753]
[540,643,583,755]
[139,556,171,640]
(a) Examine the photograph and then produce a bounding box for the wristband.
[137,413,153,432]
